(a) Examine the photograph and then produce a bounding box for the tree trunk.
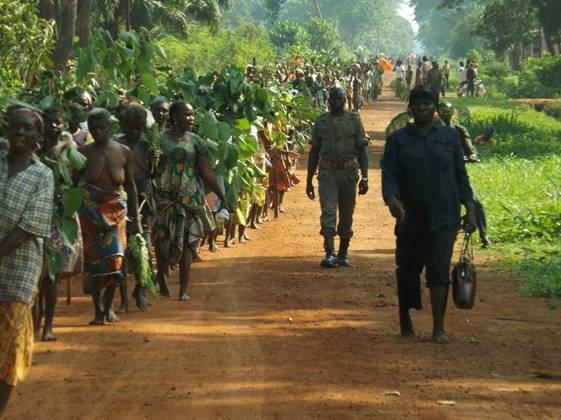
[511,44,523,70]
[39,0,55,20]
[77,0,92,48]
[124,0,131,31]
[312,0,322,18]
[543,30,556,54]
[53,0,78,70]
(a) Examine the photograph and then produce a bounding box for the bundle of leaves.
[126,234,158,297]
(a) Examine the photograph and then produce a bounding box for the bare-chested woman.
[77,108,141,325]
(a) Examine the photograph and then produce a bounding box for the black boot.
[321,236,338,268]
[337,238,351,267]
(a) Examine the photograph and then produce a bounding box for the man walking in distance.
[381,87,476,343]
[306,86,369,268]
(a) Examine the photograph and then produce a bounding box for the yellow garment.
[0,301,34,386]
[233,192,251,226]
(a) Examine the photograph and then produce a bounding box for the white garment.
[395,65,405,80]
[421,61,432,77]
[459,66,467,83]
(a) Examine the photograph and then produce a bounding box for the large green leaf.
[67,148,86,170]
[76,43,96,82]
[141,73,159,95]
[199,113,219,141]
[55,215,78,247]
[217,121,231,142]
[224,144,240,170]
[62,187,82,218]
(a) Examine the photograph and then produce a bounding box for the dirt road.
[7,79,561,420]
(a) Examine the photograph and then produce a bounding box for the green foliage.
[224,0,415,54]
[453,97,561,296]
[411,0,483,57]
[544,103,561,121]
[304,17,341,53]
[477,0,538,59]
[159,24,275,71]
[0,0,55,96]
[269,20,310,53]
[513,54,561,98]
[126,233,158,296]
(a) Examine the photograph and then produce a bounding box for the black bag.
[452,231,477,309]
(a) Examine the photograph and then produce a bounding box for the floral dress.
[154,132,213,262]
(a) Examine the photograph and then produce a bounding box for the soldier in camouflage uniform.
[306,86,369,268]
[438,102,491,247]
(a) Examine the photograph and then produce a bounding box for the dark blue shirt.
[381,121,474,234]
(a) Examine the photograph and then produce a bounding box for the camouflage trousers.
[318,168,359,239]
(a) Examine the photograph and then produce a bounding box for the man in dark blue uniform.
[381,87,476,343]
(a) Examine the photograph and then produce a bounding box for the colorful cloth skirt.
[0,301,33,386]
[79,184,127,294]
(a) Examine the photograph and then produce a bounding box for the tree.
[531,0,561,54]
[304,17,340,52]
[477,0,539,68]
[52,0,77,69]
[0,0,54,96]
[269,20,310,52]
[77,0,93,47]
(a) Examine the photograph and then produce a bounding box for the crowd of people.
[391,55,485,101]
[259,57,388,114]
[0,50,494,414]
[0,61,326,411]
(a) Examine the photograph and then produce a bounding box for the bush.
[544,103,561,121]
[269,20,310,53]
[454,97,561,297]
[0,0,54,96]
[512,54,561,98]
[159,24,276,72]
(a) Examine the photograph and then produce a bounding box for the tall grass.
[453,97,561,298]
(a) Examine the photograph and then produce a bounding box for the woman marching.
[0,108,54,414]
[153,101,230,300]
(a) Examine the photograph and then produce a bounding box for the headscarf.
[10,108,44,134]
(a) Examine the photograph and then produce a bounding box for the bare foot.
[193,253,203,263]
[179,292,191,301]
[42,328,57,341]
[132,287,150,311]
[89,317,104,326]
[209,244,219,253]
[399,310,415,337]
[116,301,129,314]
[159,281,171,298]
[105,309,120,323]
[432,331,450,344]
[250,222,259,230]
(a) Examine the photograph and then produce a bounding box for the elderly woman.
[154,101,229,300]
[0,109,54,414]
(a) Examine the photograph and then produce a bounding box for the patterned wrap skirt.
[0,301,33,386]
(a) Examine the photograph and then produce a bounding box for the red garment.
[268,148,290,191]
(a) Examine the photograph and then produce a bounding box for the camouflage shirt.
[311,111,368,168]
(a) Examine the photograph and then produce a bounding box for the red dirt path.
[6,77,561,420]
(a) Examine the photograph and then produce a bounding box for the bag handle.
[458,230,474,263]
